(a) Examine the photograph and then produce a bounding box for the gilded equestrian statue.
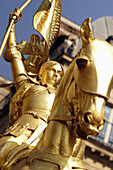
[9,18,113,169]
[1,0,113,169]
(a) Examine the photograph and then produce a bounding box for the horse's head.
[49,18,113,140]
[73,18,113,139]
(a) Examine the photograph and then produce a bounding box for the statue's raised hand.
[3,8,23,62]
[9,8,22,23]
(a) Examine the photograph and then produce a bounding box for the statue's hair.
[39,61,64,79]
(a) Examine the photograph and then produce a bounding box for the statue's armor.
[9,82,56,124]
[21,84,55,120]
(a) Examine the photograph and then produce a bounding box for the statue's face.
[41,64,63,87]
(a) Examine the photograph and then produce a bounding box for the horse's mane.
[56,58,76,99]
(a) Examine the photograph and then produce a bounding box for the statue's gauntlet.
[3,46,22,62]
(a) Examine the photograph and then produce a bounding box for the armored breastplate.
[21,84,55,120]
[9,83,55,124]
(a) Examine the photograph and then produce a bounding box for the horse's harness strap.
[28,157,60,169]
[27,152,86,170]
[47,115,76,123]
[27,157,86,170]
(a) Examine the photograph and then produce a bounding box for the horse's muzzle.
[76,113,105,139]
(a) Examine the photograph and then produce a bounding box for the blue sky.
[1,0,113,81]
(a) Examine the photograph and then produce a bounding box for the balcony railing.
[91,107,113,150]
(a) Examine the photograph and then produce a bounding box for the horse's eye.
[76,59,88,70]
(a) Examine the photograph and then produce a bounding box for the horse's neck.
[38,120,84,159]
[39,75,79,156]
[43,121,73,155]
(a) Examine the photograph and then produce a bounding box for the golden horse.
[8,18,113,170]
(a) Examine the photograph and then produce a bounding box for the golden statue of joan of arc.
[0,0,63,169]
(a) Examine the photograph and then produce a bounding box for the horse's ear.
[80,17,94,47]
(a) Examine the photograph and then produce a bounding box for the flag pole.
[0,0,32,57]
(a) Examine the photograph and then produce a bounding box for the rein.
[47,114,76,123]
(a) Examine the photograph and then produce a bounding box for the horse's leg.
[11,159,59,170]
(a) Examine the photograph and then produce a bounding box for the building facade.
[0,76,15,134]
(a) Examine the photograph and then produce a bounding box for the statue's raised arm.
[0,0,32,57]
[3,8,28,89]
